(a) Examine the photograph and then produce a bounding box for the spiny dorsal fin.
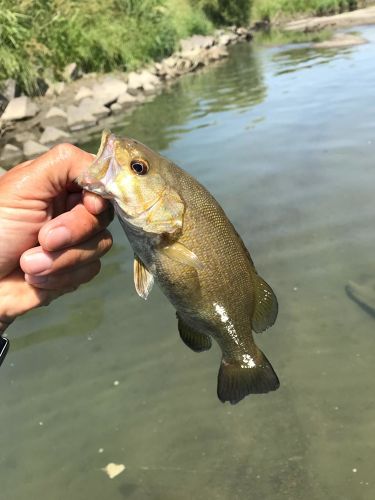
[177,314,212,352]
[159,242,203,270]
[134,254,154,300]
[252,275,278,333]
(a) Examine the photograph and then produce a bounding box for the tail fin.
[217,348,279,405]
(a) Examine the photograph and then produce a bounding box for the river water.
[1,26,375,500]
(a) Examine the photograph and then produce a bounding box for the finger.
[20,230,112,275]
[83,191,109,215]
[66,192,83,211]
[0,268,75,324]
[0,143,93,202]
[24,261,101,289]
[38,203,114,252]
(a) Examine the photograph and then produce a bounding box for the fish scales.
[79,130,280,404]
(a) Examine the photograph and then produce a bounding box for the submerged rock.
[346,277,375,318]
[1,96,40,122]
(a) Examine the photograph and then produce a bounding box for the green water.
[1,27,375,500]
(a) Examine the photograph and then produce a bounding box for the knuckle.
[51,142,78,160]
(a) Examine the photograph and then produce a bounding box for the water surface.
[1,26,375,500]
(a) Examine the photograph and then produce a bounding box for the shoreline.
[2,5,375,169]
[0,28,251,168]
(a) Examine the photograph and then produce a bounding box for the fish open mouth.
[77,130,119,198]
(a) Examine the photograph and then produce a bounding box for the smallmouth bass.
[79,130,280,404]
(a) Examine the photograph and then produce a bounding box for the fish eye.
[130,159,149,175]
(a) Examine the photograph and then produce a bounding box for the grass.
[0,0,253,95]
[252,0,363,22]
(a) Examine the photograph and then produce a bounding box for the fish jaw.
[77,130,123,199]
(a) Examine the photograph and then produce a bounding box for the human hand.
[0,143,113,332]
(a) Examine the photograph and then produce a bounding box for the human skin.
[0,143,113,333]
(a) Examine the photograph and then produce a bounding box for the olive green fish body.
[80,131,280,404]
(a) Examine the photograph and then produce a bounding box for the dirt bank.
[285,5,375,32]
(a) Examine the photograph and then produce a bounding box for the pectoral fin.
[252,275,278,333]
[177,314,212,352]
[159,242,203,270]
[134,255,154,300]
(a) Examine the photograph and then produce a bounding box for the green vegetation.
[252,0,361,23]
[0,0,252,94]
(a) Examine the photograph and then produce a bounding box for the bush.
[193,0,253,26]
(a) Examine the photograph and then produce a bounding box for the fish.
[78,130,280,404]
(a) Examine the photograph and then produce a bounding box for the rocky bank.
[0,27,252,168]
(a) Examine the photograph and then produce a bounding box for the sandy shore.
[285,5,375,32]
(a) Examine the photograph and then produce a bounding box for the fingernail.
[25,274,48,285]
[46,226,71,248]
[22,252,53,274]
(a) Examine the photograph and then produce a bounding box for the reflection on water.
[1,26,375,500]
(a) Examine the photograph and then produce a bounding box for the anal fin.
[177,314,212,353]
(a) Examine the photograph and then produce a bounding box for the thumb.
[1,144,94,202]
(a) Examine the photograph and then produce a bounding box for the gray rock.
[92,78,128,106]
[218,33,237,46]
[143,83,157,96]
[110,102,123,115]
[1,79,20,101]
[1,96,40,122]
[67,105,96,131]
[46,81,66,97]
[78,98,110,119]
[63,63,81,82]
[0,94,8,116]
[14,130,38,143]
[40,126,71,146]
[205,46,229,61]
[180,35,215,51]
[236,27,252,40]
[23,140,49,159]
[127,71,160,95]
[0,144,23,167]
[41,106,68,130]
[74,86,93,102]
[117,92,137,106]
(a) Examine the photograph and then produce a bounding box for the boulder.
[39,126,71,147]
[14,130,38,144]
[0,144,23,167]
[23,140,49,159]
[0,94,8,116]
[74,86,93,102]
[1,96,40,122]
[41,106,68,130]
[110,102,123,115]
[67,105,96,131]
[117,92,137,106]
[205,46,229,62]
[218,33,237,46]
[78,98,110,119]
[1,79,20,101]
[127,71,160,95]
[63,63,81,82]
[236,27,252,40]
[180,35,215,52]
[45,81,65,97]
[92,78,128,106]
[143,83,157,96]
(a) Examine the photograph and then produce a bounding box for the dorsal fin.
[252,275,278,333]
